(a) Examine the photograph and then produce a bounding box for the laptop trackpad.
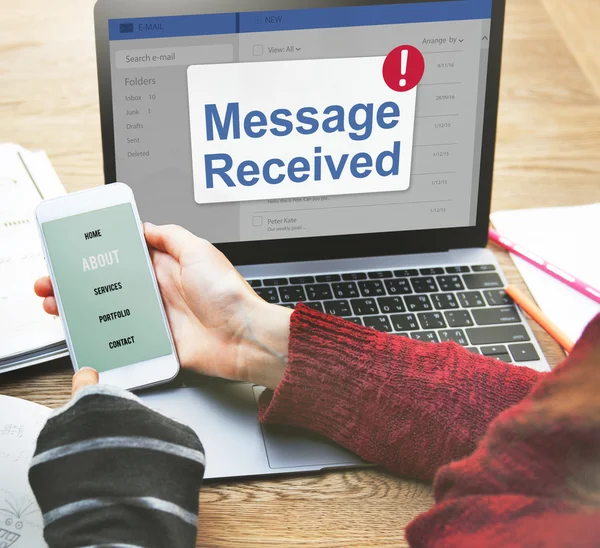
[252,386,363,470]
[140,383,271,479]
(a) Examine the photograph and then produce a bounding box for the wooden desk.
[1,0,599,545]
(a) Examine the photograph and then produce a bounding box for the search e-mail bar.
[115,44,234,69]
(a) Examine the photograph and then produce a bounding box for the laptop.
[94,0,550,480]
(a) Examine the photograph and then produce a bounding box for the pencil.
[505,285,575,353]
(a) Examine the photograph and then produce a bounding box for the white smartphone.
[36,183,179,390]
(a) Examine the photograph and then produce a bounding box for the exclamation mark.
[399,49,408,88]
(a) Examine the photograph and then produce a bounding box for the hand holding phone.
[36,183,179,390]
[36,185,292,391]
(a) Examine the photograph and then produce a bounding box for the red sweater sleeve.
[258,303,541,481]
[406,315,600,547]
[259,304,600,547]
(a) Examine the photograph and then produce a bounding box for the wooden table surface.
[1,0,600,546]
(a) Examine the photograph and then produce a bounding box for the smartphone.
[36,183,179,390]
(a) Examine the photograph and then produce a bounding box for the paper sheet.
[491,204,600,343]
[0,145,67,362]
[0,395,51,548]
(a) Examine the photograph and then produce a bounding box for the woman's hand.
[34,224,292,390]
[71,367,99,395]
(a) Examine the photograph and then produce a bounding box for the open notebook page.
[491,204,600,345]
[0,145,66,360]
[0,395,51,548]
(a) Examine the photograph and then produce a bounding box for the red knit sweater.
[259,304,600,547]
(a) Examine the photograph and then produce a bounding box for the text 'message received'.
[187,56,418,205]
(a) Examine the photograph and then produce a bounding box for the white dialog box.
[187,56,418,205]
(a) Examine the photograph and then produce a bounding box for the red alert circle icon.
[382,45,425,92]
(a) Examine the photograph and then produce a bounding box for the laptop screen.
[107,0,492,245]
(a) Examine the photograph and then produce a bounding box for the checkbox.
[253,44,264,57]
[253,216,263,227]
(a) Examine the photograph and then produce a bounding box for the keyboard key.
[420,268,444,275]
[332,282,359,299]
[255,288,279,303]
[463,273,503,290]
[263,278,289,287]
[509,343,541,362]
[282,304,296,309]
[359,280,386,297]
[466,325,531,345]
[484,290,513,307]
[279,286,307,303]
[247,279,262,288]
[324,300,352,317]
[363,315,393,332]
[405,295,433,312]
[457,291,486,308]
[437,275,465,291]
[472,264,496,272]
[316,274,341,283]
[346,317,363,326]
[445,310,474,328]
[490,354,512,363]
[418,312,446,329]
[289,276,315,284]
[394,269,419,277]
[446,266,470,274]
[351,298,379,316]
[368,271,393,279]
[466,347,480,354]
[411,277,439,293]
[385,278,412,295]
[411,331,440,343]
[390,313,419,332]
[378,296,405,313]
[306,284,333,301]
[481,345,509,356]
[439,329,469,346]
[472,306,520,326]
[432,294,459,310]
[304,301,324,313]
[342,272,367,281]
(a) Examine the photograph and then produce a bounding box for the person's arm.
[258,303,543,481]
[405,314,600,546]
[29,380,205,548]
[33,224,542,484]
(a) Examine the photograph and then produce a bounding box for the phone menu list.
[42,204,172,373]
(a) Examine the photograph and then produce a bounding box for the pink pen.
[489,227,600,305]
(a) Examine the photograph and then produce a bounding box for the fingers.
[144,223,202,263]
[72,368,99,397]
[43,297,59,316]
[36,277,59,316]
[34,276,54,298]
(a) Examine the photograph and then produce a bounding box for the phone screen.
[42,203,172,373]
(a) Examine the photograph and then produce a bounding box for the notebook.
[491,204,600,344]
[0,144,68,373]
[0,395,51,548]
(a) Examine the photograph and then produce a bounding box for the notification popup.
[187,56,418,205]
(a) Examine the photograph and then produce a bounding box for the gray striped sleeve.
[29,384,205,548]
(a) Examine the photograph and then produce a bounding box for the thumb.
[72,368,99,397]
[144,223,199,263]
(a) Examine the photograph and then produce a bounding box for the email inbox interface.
[108,1,492,243]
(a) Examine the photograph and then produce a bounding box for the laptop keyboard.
[248,264,541,365]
